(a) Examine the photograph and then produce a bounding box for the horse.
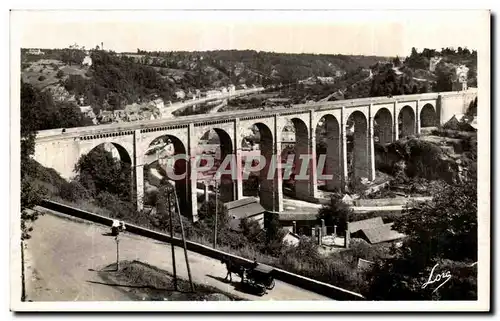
[221,258,245,282]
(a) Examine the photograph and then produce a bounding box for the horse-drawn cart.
[242,263,275,296]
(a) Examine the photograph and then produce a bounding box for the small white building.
[82,55,92,67]
[224,197,265,232]
[28,48,44,55]
[78,105,96,119]
[175,90,186,100]
[205,90,222,99]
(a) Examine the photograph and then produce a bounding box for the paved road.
[25,208,331,301]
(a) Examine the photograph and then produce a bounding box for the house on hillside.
[186,91,196,100]
[127,113,140,122]
[443,114,465,130]
[141,110,156,121]
[125,103,140,114]
[28,48,44,55]
[224,197,265,232]
[455,65,469,91]
[175,89,186,100]
[98,110,113,124]
[205,90,222,99]
[317,76,336,83]
[82,55,92,67]
[148,98,164,112]
[79,105,95,119]
[113,109,127,122]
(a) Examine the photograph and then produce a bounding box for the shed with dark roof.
[352,222,405,244]
[348,217,384,234]
[224,197,265,231]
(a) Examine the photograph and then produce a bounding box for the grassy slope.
[98,260,242,301]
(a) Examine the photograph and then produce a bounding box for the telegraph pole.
[167,191,177,291]
[173,185,195,292]
[213,179,218,249]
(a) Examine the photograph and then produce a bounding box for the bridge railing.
[35,89,476,140]
[39,199,365,301]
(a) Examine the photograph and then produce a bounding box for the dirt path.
[25,209,331,301]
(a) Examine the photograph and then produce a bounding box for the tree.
[367,166,477,300]
[20,81,45,240]
[263,213,287,256]
[317,195,353,236]
[74,146,132,201]
[393,56,402,67]
[434,68,454,92]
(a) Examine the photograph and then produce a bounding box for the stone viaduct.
[33,89,477,221]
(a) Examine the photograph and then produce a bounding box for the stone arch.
[398,105,416,138]
[143,134,190,214]
[240,122,278,210]
[78,142,134,202]
[281,118,310,199]
[347,111,369,182]
[198,127,234,203]
[316,114,341,191]
[420,103,438,127]
[80,141,133,166]
[374,108,393,145]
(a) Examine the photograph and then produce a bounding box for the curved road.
[24,208,331,301]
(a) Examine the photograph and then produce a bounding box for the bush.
[56,69,64,79]
[95,191,136,220]
[59,181,90,202]
[143,189,158,206]
[38,75,46,81]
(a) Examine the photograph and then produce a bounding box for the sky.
[12,10,490,57]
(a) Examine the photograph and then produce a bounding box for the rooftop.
[359,223,406,244]
[224,197,265,219]
[348,217,384,234]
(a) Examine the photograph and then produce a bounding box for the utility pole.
[167,191,177,291]
[213,179,218,249]
[173,185,195,292]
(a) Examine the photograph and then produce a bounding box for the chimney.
[101,42,104,51]
[292,221,297,234]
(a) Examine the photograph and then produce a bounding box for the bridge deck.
[35,92,447,139]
